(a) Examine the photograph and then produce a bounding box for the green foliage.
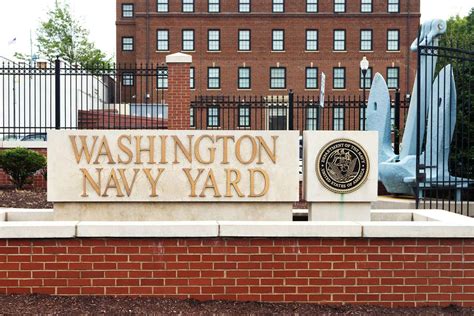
[16,0,111,70]
[438,9,474,178]
[0,148,47,189]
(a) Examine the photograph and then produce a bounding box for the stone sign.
[304,131,378,221]
[48,130,300,203]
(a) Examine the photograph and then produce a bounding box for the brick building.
[116,0,420,98]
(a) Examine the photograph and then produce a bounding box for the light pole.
[360,56,369,130]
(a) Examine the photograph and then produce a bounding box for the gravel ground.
[0,295,472,315]
[0,189,52,209]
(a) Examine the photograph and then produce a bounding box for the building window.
[207,107,220,128]
[333,67,346,89]
[208,30,220,51]
[156,30,169,51]
[190,67,195,89]
[122,37,134,51]
[333,107,345,130]
[306,67,318,89]
[157,68,168,89]
[388,0,399,13]
[238,67,251,89]
[306,29,318,51]
[239,106,251,128]
[360,29,372,51]
[157,0,168,12]
[190,107,195,127]
[239,0,251,12]
[182,0,194,12]
[361,0,372,12]
[387,67,399,89]
[208,0,220,13]
[270,67,286,89]
[307,0,318,12]
[182,30,195,51]
[130,104,168,119]
[387,29,400,51]
[334,0,345,13]
[208,67,220,89]
[238,30,251,51]
[272,30,284,51]
[360,67,372,89]
[333,30,346,51]
[306,106,319,130]
[122,4,134,17]
[122,72,134,86]
[273,0,284,13]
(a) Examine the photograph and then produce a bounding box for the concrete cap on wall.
[166,52,192,64]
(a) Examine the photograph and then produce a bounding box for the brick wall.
[1,238,473,307]
[0,148,47,189]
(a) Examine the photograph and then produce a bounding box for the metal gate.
[416,41,474,216]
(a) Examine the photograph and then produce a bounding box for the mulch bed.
[0,295,471,315]
[0,189,52,209]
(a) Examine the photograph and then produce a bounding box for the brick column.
[166,53,192,130]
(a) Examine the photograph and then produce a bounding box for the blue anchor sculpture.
[366,19,471,196]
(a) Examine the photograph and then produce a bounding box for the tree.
[17,0,111,68]
[438,9,474,178]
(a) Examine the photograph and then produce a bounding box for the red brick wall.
[1,238,473,307]
[77,110,167,129]
[0,148,47,190]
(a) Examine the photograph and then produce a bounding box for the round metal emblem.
[316,139,370,194]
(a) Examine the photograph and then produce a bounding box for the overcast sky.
[0,0,472,61]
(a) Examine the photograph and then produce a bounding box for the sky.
[0,0,472,61]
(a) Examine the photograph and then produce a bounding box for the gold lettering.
[249,168,270,197]
[135,136,156,164]
[117,135,133,164]
[173,135,193,163]
[199,169,222,198]
[216,136,235,164]
[94,136,115,164]
[80,168,102,197]
[194,135,216,164]
[160,135,168,164]
[143,168,165,197]
[118,168,140,197]
[256,136,278,164]
[70,135,98,164]
[103,169,124,197]
[236,135,257,164]
[225,169,244,198]
[183,168,204,197]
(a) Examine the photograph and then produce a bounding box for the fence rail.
[191,92,410,140]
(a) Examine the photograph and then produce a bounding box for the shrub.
[0,148,47,189]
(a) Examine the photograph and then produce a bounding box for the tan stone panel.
[304,131,378,202]
[48,130,299,202]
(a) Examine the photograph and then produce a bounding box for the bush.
[0,148,47,189]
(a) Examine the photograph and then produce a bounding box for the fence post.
[394,89,401,155]
[166,52,192,130]
[54,58,61,130]
[288,89,294,130]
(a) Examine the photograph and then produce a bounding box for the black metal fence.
[191,92,410,148]
[416,41,474,215]
[0,59,168,140]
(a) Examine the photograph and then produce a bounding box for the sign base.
[308,202,371,221]
[53,203,293,221]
